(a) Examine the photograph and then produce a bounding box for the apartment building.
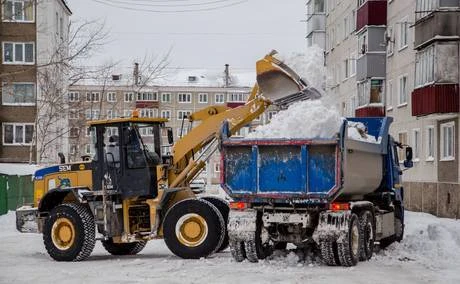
[306,0,327,49]
[0,0,71,163]
[324,0,359,116]
[67,70,264,185]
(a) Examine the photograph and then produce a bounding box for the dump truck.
[220,117,413,266]
[15,50,320,261]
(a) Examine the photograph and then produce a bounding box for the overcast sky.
[68,0,307,74]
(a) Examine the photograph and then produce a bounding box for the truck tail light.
[330,202,350,211]
[229,202,248,210]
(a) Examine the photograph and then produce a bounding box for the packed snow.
[1,211,459,283]
[0,163,40,176]
[347,122,379,143]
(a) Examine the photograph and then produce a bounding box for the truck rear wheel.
[230,239,246,262]
[244,212,272,263]
[200,196,229,252]
[43,203,96,261]
[163,199,225,259]
[319,240,340,266]
[337,213,359,266]
[358,210,375,261]
[102,238,147,255]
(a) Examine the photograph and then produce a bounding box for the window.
[426,126,435,161]
[2,82,35,105]
[85,144,92,155]
[85,109,100,120]
[161,93,171,103]
[2,42,34,64]
[215,93,225,104]
[2,123,33,145]
[227,93,248,102]
[69,109,79,119]
[398,132,407,162]
[198,93,208,103]
[177,110,192,120]
[107,92,116,102]
[137,92,158,101]
[413,129,420,161]
[386,26,394,56]
[69,127,79,138]
[399,18,409,50]
[161,110,171,119]
[177,127,189,138]
[2,0,34,22]
[416,0,436,20]
[69,144,77,155]
[86,127,91,137]
[314,0,324,12]
[358,33,367,55]
[139,108,158,118]
[440,122,455,161]
[358,0,366,6]
[398,75,408,105]
[124,109,132,117]
[162,145,172,156]
[178,93,191,103]
[349,52,356,76]
[124,92,134,102]
[343,59,349,80]
[68,92,79,102]
[214,163,220,173]
[386,80,393,109]
[415,45,435,87]
[107,110,118,119]
[357,79,384,106]
[86,92,100,102]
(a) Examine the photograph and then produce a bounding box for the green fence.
[0,174,34,215]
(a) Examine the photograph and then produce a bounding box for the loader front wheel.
[43,203,95,261]
[200,196,229,252]
[102,238,147,255]
[163,199,225,259]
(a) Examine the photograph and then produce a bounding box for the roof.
[87,117,168,126]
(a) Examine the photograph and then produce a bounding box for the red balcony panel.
[135,101,159,108]
[227,102,244,108]
[355,105,385,117]
[356,1,387,31]
[411,84,459,117]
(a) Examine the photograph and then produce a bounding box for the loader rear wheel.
[163,199,225,259]
[102,238,147,255]
[230,239,246,262]
[319,240,340,266]
[358,210,375,261]
[244,212,273,263]
[200,196,229,252]
[337,213,359,267]
[43,203,95,261]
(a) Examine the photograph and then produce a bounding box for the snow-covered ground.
[1,211,459,284]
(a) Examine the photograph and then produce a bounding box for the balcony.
[306,14,326,35]
[414,10,460,48]
[135,101,159,109]
[356,0,387,32]
[412,84,459,117]
[356,53,386,81]
[355,105,385,117]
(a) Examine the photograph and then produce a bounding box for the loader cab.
[88,116,169,199]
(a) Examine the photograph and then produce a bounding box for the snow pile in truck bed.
[247,100,343,139]
[347,122,379,143]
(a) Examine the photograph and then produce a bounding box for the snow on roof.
[0,163,40,176]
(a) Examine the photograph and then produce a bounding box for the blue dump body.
[220,117,394,205]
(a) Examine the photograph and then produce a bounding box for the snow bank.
[247,100,342,139]
[0,163,40,176]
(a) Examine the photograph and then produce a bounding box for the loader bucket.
[256,50,308,103]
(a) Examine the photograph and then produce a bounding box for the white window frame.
[161,110,171,119]
[137,92,158,101]
[139,108,158,118]
[177,93,191,103]
[69,127,79,138]
[68,91,80,102]
[2,0,35,23]
[386,80,393,110]
[86,92,100,102]
[386,25,395,57]
[124,92,134,102]
[398,17,409,51]
[85,144,92,155]
[440,121,455,161]
[412,128,421,162]
[198,93,208,104]
[177,110,192,121]
[215,93,225,104]
[227,92,248,103]
[415,45,435,88]
[2,122,34,145]
[398,131,408,163]
[349,52,357,77]
[398,74,408,107]
[69,109,79,120]
[426,125,435,161]
[107,92,116,102]
[2,42,34,64]
[124,109,132,117]
[161,92,171,103]
[177,127,189,138]
[1,81,35,105]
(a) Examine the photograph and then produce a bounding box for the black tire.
[319,240,340,266]
[43,203,96,261]
[230,239,246,262]
[163,198,225,259]
[358,210,375,261]
[274,242,287,250]
[337,213,359,267]
[102,238,147,255]
[200,196,229,252]
[244,212,273,263]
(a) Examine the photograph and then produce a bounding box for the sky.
[68,0,307,74]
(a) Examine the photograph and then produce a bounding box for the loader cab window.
[123,123,161,169]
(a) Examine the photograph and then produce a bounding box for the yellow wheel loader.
[15,51,320,261]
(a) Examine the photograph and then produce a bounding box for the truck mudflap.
[312,210,353,243]
[16,206,40,233]
[227,209,257,240]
